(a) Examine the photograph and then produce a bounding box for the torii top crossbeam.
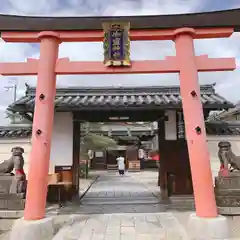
[0,8,239,31]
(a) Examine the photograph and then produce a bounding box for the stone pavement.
[0,173,99,239]
[2,171,240,239]
[81,171,160,205]
[53,171,189,239]
[53,212,189,240]
[57,171,165,215]
[130,170,161,198]
[79,171,101,197]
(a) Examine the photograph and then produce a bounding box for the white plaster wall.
[49,112,73,173]
[164,110,177,140]
[0,112,73,177]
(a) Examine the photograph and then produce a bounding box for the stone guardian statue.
[218,141,240,176]
[0,147,27,198]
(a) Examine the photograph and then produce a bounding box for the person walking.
[116,155,125,176]
[138,148,145,169]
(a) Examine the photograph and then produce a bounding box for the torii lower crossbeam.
[0,55,235,75]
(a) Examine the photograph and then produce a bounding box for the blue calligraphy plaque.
[103,22,130,66]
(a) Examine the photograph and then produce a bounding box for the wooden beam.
[195,55,236,71]
[55,58,179,75]
[56,56,235,75]
[0,58,38,76]
[0,55,235,76]
[1,28,234,43]
[74,110,165,122]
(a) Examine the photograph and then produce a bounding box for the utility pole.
[4,79,18,124]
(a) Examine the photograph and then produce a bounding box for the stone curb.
[0,210,24,219]
[79,175,100,200]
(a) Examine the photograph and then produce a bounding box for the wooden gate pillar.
[157,118,168,201]
[72,116,80,196]
[174,28,217,218]
[24,31,60,220]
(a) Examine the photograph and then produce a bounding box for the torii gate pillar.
[24,31,60,220]
[174,28,217,218]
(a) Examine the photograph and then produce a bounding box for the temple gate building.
[6,83,235,190]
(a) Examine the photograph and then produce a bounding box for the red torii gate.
[1,27,235,220]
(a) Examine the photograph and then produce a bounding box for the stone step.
[83,196,158,201]
[81,196,159,205]
[81,199,160,205]
[166,195,195,210]
[107,164,118,171]
[169,195,194,201]
[0,194,24,199]
[0,198,25,210]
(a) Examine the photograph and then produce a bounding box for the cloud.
[0,0,239,125]
[5,0,60,15]
[103,0,204,16]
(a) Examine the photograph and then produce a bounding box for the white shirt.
[116,156,125,170]
[138,149,145,159]
[88,150,93,160]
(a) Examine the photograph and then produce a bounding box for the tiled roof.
[213,103,240,120]
[1,122,240,138]
[0,125,32,138]
[8,84,234,112]
[205,121,240,135]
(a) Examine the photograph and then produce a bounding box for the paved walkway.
[53,171,189,239]
[82,172,159,205]
[2,171,239,239]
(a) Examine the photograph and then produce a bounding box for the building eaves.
[8,84,234,112]
[0,125,32,138]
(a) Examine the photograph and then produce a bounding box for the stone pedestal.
[215,176,240,215]
[0,175,25,210]
[188,213,228,240]
[9,217,55,240]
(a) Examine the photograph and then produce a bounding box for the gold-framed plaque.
[102,22,131,67]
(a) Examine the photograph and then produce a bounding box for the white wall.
[164,110,177,140]
[0,112,74,177]
[49,112,73,173]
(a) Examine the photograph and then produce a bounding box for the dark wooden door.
[159,140,193,198]
[107,150,117,165]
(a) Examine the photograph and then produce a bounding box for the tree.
[80,122,117,159]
